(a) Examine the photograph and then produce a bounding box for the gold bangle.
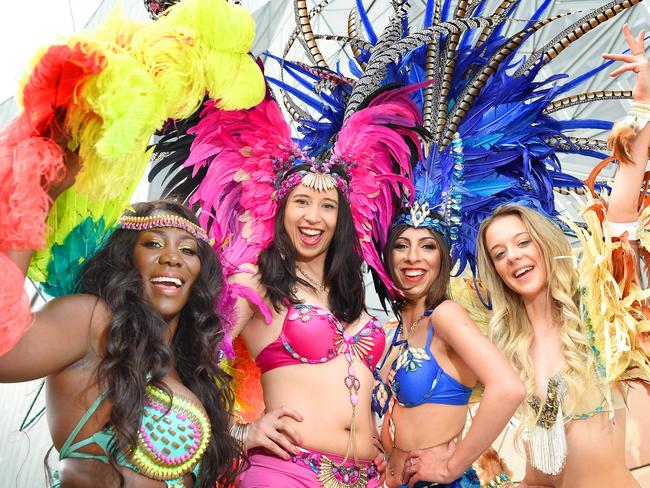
[229,421,249,452]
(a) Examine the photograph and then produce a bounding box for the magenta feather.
[186,98,296,273]
[333,86,423,296]
[182,98,297,336]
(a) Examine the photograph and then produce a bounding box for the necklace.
[296,265,328,293]
[402,311,429,338]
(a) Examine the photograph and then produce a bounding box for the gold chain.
[296,265,328,293]
[403,314,427,338]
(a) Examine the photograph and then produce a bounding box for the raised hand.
[602,24,650,103]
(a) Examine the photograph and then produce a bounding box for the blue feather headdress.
[392,133,464,246]
[267,0,641,284]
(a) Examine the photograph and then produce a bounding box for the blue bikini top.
[373,322,471,414]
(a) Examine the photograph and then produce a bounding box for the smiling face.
[132,222,201,323]
[283,183,339,261]
[390,227,443,302]
[483,214,547,302]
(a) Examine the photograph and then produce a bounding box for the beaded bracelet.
[229,421,250,452]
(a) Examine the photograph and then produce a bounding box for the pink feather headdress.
[152,85,424,355]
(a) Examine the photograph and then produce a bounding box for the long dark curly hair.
[258,166,366,323]
[78,200,239,486]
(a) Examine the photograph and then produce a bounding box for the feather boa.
[0,0,264,292]
[0,254,33,356]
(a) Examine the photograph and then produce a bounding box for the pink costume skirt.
[237,447,381,487]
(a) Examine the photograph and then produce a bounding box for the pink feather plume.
[333,85,423,296]
[184,98,294,352]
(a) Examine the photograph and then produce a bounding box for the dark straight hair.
[384,223,451,314]
[258,169,366,323]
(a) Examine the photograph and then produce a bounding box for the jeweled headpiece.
[393,134,465,245]
[274,149,349,202]
[119,214,211,243]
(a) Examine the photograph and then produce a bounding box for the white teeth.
[151,276,182,287]
[300,228,323,236]
[514,267,532,278]
[404,270,424,277]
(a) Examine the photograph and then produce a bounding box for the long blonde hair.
[477,205,593,426]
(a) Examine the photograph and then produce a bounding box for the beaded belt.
[291,448,379,488]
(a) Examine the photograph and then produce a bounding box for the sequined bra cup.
[255,304,386,373]
[386,324,472,407]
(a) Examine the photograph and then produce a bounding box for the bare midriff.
[261,356,378,460]
[381,402,468,488]
[524,409,639,488]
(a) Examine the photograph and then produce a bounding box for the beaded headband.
[118,214,210,243]
[393,200,448,240]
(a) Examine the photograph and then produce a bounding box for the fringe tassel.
[527,401,568,476]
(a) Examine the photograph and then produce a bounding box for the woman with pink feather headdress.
[149,81,427,486]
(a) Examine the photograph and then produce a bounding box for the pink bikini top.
[255,304,385,374]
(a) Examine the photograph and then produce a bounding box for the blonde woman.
[476,25,650,488]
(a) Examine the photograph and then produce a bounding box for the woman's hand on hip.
[247,406,304,460]
[401,440,460,487]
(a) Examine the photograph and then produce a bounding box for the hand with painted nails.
[402,440,460,487]
[372,434,388,483]
[602,24,650,103]
[246,405,304,460]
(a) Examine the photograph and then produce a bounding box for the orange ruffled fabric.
[228,337,264,423]
[0,253,32,356]
[0,43,103,251]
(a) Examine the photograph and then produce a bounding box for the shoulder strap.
[59,390,110,459]
[376,322,403,371]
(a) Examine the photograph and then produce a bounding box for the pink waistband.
[240,447,379,487]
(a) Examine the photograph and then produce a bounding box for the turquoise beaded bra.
[53,384,211,487]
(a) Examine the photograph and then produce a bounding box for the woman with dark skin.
[0,186,240,486]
